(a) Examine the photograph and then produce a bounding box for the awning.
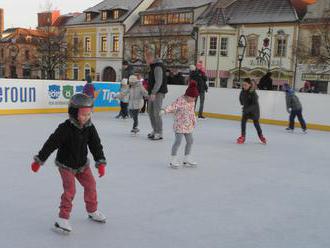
[206,70,230,78]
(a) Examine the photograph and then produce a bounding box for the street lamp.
[277,29,286,90]
[237,34,247,86]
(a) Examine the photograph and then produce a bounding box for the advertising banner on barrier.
[0,79,120,114]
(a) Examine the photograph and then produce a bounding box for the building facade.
[0,28,49,78]
[295,0,330,93]
[64,0,154,82]
[196,0,299,88]
[124,0,215,77]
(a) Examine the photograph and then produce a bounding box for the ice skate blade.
[88,216,106,223]
[169,163,180,169]
[53,223,71,234]
[183,162,197,168]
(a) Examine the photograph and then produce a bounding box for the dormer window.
[113,10,119,19]
[101,11,108,20]
[86,13,92,22]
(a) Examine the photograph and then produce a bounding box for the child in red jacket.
[31,93,107,233]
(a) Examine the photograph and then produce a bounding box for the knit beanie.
[185,80,199,97]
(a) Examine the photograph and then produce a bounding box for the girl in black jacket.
[237,78,267,144]
[31,94,107,233]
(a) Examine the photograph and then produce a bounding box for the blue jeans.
[289,109,306,130]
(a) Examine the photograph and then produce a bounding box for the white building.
[196,0,299,89]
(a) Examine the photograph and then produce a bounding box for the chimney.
[0,8,4,34]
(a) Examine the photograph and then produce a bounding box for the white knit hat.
[121,78,128,85]
[129,75,139,83]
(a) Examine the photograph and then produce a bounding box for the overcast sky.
[1,0,101,29]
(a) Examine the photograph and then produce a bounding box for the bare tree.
[296,10,330,65]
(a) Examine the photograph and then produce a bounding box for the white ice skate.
[169,156,181,169]
[88,210,106,223]
[183,155,198,167]
[53,217,72,234]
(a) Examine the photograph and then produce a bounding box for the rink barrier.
[164,85,330,132]
[202,112,330,132]
[1,80,330,132]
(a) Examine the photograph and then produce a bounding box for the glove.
[287,108,291,114]
[31,162,41,173]
[98,164,106,177]
[159,109,166,116]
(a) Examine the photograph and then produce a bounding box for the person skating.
[115,79,130,119]
[31,93,107,233]
[285,87,307,133]
[237,78,267,144]
[145,49,168,140]
[83,75,95,99]
[160,80,199,169]
[128,75,148,135]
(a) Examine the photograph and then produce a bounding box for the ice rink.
[1,111,329,248]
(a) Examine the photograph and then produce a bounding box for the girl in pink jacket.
[160,80,199,169]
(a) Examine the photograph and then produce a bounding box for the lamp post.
[237,34,247,87]
[277,29,286,90]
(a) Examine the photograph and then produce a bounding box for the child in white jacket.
[128,75,148,134]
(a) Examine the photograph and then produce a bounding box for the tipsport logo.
[48,84,83,100]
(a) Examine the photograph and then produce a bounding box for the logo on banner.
[75,85,84,93]
[62,85,74,99]
[48,85,61,99]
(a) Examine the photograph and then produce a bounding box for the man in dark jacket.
[122,60,134,80]
[189,65,208,119]
[145,50,168,140]
[258,72,273,90]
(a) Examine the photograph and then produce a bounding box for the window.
[131,45,138,61]
[25,50,30,60]
[247,36,258,57]
[73,64,79,80]
[113,10,119,19]
[220,37,228,56]
[73,37,79,54]
[101,11,107,20]
[112,34,119,52]
[86,13,92,22]
[167,44,173,60]
[181,43,188,60]
[311,35,321,56]
[209,37,217,56]
[275,37,287,57]
[168,13,179,24]
[85,37,91,52]
[0,48,4,59]
[201,37,206,55]
[85,66,91,79]
[100,36,107,52]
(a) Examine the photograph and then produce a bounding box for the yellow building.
[65,26,97,81]
[64,0,154,82]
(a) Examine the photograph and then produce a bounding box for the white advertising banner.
[0,79,85,110]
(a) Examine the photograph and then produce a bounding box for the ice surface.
[0,112,329,248]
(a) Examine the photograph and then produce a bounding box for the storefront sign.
[302,73,330,81]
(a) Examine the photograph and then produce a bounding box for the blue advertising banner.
[93,82,121,107]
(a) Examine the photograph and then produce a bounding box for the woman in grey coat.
[128,75,148,134]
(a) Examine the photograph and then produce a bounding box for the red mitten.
[98,164,106,177]
[31,162,41,173]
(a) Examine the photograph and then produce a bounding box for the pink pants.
[58,166,97,219]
